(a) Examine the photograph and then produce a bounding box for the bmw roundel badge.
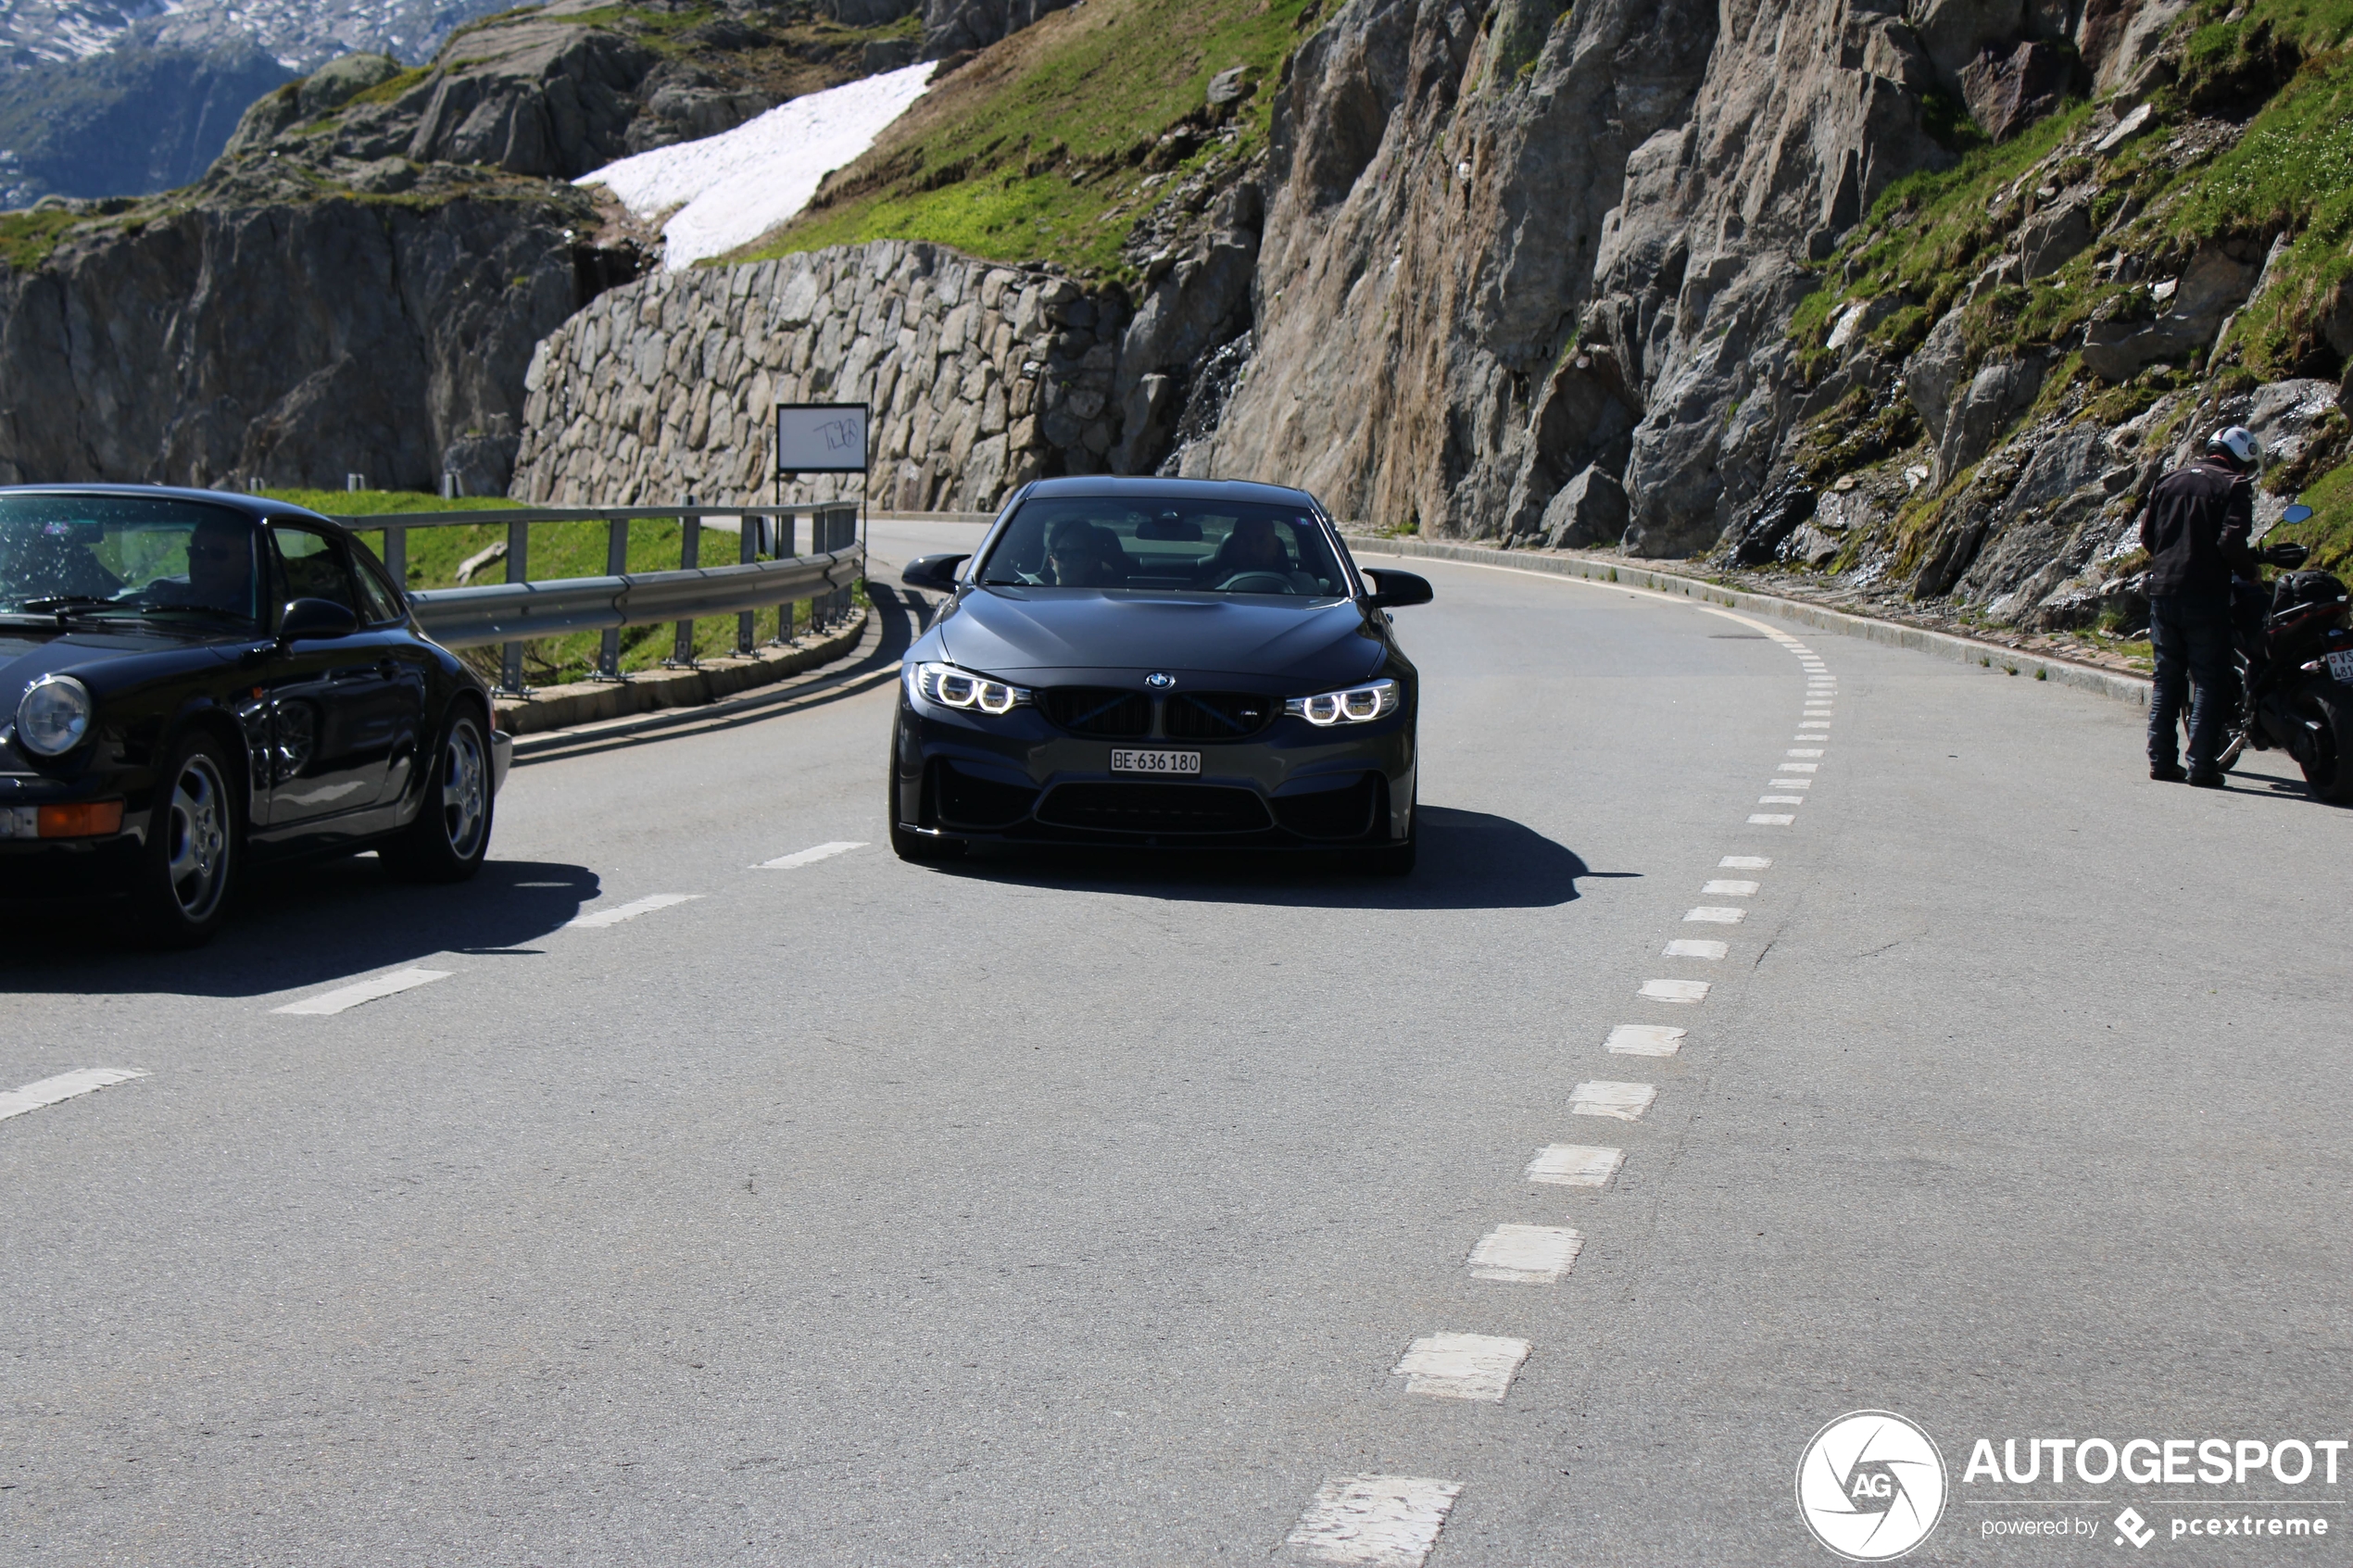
[1146,671,1174,688]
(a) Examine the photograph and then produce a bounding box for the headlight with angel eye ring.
[908,660,1033,715]
[15,674,94,756]
[1285,677,1399,726]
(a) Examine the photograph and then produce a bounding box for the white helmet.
[2209,425,2262,469]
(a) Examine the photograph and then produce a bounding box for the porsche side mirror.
[1365,569,1434,608]
[902,554,969,591]
[278,596,358,644]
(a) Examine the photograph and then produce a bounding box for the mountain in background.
[0,0,523,205]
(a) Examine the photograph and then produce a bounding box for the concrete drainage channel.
[1343,535,2153,706]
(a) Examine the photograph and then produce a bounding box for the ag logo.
[1795,1411,1947,1561]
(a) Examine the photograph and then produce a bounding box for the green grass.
[0,207,87,271]
[265,489,834,684]
[740,0,1316,279]
[2267,456,2353,572]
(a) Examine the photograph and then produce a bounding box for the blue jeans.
[2147,593,2235,770]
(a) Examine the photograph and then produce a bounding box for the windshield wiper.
[17,595,115,613]
[135,602,250,621]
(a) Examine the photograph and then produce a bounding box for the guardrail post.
[498,518,530,696]
[669,499,698,668]
[735,513,757,657]
[772,511,797,645]
[595,513,629,681]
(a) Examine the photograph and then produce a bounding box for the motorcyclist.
[2137,426,2299,786]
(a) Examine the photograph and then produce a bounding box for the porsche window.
[976,497,1353,596]
[0,495,260,626]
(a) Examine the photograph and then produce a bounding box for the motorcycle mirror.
[2281,503,2314,525]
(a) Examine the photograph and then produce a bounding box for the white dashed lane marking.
[1704,879,1760,895]
[754,840,868,870]
[1759,795,1806,805]
[1664,938,1727,960]
[1392,1333,1530,1401]
[1684,906,1745,923]
[1641,977,1711,1002]
[0,1068,148,1123]
[1526,1144,1623,1186]
[1607,1024,1685,1057]
[1768,779,1812,788]
[565,893,703,929]
[1750,813,1796,825]
[1284,1474,1463,1567]
[1570,1080,1657,1122]
[1467,1224,1584,1283]
[1720,855,1773,869]
[1779,762,1819,772]
[1787,747,1824,758]
[272,968,452,1016]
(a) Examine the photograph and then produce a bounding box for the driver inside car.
[169,516,258,617]
[1045,520,1126,587]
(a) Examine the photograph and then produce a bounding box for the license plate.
[1110,748,1200,775]
[2330,650,2353,684]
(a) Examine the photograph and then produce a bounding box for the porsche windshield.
[975,496,1353,596]
[0,495,259,625]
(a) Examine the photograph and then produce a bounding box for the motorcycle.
[2208,504,2353,800]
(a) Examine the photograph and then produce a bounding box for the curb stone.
[1344,535,2153,708]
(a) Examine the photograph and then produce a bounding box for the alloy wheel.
[166,755,230,922]
[440,718,488,859]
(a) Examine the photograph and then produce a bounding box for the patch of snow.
[585,62,937,270]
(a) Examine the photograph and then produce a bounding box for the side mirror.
[278,596,358,643]
[1364,569,1434,608]
[2282,503,2315,525]
[901,553,969,591]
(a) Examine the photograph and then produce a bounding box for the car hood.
[0,625,238,707]
[937,587,1386,686]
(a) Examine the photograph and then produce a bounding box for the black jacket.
[2140,457,2258,597]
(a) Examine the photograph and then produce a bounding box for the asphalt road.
[3,523,2347,1567]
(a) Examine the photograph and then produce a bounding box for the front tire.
[887,728,964,861]
[132,734,237,947]
[384,705,494,882]
[1360,784,1416,876]
[2296,684,2353,802]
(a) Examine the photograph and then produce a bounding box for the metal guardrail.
[333,503,862,694]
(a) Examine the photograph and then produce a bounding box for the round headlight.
[16,674,94,757]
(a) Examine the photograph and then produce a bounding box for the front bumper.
[894,698,1416,849]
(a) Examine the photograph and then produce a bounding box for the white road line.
[1719,855,1772,869]
[754,840,867,870]
[1467,1224,1584,1283]
[1392,1333,1530,1401]
[1570,1080,1657,1121]
[1749,812,1796,824]
[1526,1143,1623,1185]
[565,893,703,929]
[0,1068,149,1123]
[1641,977,1711,1002]
[1607,1023,1686,1056]
[1787,747,1824,758]
[1684,906,1745,922]
[1779,762,1820,772]
[1769,778,1813,789]
[1664,937,1728,960]
[1284,1474,1464,1567]
[272,968,453,1016]
[1704,878,1761,895]
[1760,795,1806,805]
[1798,720,1832,729]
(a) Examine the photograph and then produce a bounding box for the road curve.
[1,536,2346,1566]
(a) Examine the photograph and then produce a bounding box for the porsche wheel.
[132,734,237,947]
[384,705,493,882]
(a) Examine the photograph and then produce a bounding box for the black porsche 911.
[0,485,509,945]
[892,476,1432,872]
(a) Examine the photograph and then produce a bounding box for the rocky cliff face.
[511,241,1129,508]
[1193,0,2198,561]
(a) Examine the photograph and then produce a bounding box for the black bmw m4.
[891,476,1433,872]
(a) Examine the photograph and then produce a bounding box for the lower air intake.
[1036,782,1273,834]
[933,762,1039,829]
[1273,774,1381,839]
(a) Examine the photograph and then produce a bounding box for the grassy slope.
[1785,0,2353,582]
[268,489,839,682]
[735,0,1315,279]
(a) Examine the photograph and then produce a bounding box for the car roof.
[0,483,339,528]
[1019,475,1324,510]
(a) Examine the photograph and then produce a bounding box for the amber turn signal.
[38,799,125,838]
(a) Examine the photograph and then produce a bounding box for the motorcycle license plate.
[1111,748,1200,774]
[2330,650,2353,684]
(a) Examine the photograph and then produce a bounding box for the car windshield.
[975,495,1353,596]
[0,495,260,626]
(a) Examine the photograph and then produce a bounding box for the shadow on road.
[0,857,598,997]
[940,805,1619,910]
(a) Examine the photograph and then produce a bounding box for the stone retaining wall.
[510,241,1131,512]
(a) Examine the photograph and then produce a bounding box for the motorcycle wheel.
[2294,684,2353,802]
